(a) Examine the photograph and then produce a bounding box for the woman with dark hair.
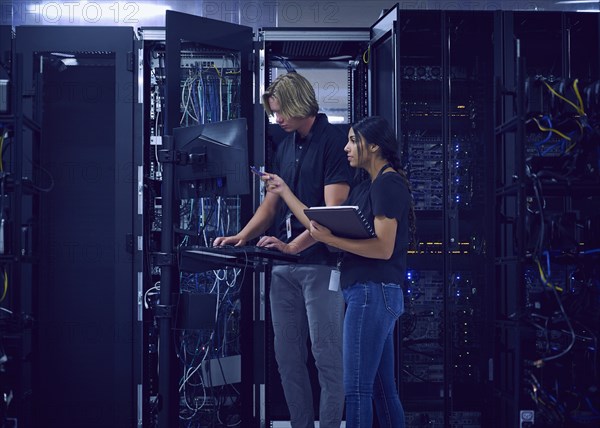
[262,115,415,428]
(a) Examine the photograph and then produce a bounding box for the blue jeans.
[270,264,345,428]
[343,281,405,428]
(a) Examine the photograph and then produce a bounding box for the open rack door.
[156,10,256,428]
[367,2,403,394]
[165,10,253,135]
[369,4,401,143]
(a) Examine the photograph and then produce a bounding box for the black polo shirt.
[272,113,352,265]
[340,172,410,288]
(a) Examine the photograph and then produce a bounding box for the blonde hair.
[262,72,319,119]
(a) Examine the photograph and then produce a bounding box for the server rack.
[4,7,597,428]
[0,25,41,428]
[139,15,370,428]
[391,10,495,427]
[493,11,600,428]
[11,25,140,428]
[139,11,255,428]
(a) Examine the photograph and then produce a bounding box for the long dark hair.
[352,116,417,248]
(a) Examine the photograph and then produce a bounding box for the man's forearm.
[235,193,279,242]
[237,207,274,241]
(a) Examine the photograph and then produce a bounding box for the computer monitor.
[172,118,250,198]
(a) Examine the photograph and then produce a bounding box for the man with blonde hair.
[214,72,351,427]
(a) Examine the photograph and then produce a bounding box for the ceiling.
[0,1,597,30]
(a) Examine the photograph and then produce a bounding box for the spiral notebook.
[304,205,376,239]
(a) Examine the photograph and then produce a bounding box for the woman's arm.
[263,171,398,259]
[310,215,398,260]
[261,173,311,228]
[261,172,354,254]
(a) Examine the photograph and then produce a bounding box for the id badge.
[328,269,341,292]
[286,213,292,240]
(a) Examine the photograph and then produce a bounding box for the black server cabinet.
[140,11,255,428]
[444,12,495,427]
[371,7,495,427]
[0,24,42,428]
[401,10,494,427]
[13,26,140,428]
[494,11,600,428]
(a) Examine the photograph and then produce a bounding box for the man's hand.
[256,235,300,254]
[213,235,246,247]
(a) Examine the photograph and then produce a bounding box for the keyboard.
[180,245,299,272]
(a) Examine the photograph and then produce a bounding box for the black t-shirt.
[340,171,410,288]
[272,113,352,265]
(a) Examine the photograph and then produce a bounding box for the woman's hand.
[261,172,289,195]
[308,220,333,243]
